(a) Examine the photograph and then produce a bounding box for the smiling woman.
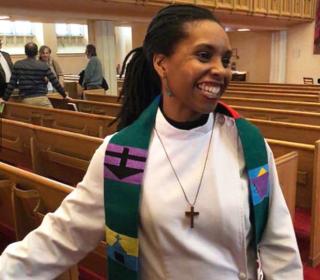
[152,20,232,122]
[0,4,303,280]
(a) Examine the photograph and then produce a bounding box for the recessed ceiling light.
[0,16,10,20]
[237,28,251,32]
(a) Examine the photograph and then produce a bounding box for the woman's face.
[155,20,232,122]
[40,48,51,62]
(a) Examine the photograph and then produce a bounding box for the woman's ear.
[153,53,168,79]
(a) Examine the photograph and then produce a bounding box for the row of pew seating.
[0,162,106,280]
[2,81,320,269]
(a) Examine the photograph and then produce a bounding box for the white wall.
[286,21,320,84]
[228,31,272,82]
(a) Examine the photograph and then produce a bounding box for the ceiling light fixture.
[0,16,10,20]
[237,28,251,32]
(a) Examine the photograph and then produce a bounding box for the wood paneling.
[292,0,303,17]
[252,0,268,14]
[302,0,315,18]
[280,0,292,16]
[268,0,281,15]
[234,0,251,11]
[216,0,234,9]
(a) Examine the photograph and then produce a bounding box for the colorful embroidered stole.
[103,97,269,280]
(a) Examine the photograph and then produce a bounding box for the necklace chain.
[154,114,215,207]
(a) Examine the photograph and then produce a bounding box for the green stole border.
[103,97,269,279]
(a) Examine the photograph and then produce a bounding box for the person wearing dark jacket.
[2,42,67,107]
[0,39,13,98]
[82,44,104,90]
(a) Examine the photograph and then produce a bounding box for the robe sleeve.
[0,138,110,280]
[259,143,303,279]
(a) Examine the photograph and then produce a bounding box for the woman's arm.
[259,144,303,279]
[0,139,110,279]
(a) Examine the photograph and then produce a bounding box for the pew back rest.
[0,118,103,185]
[83,89,106,95]
[3,101,117,137]
[0,119,34,169]
[222,96,320,112]
[0,163,78,279]
[274,151,298,219]
[267,138,315,209]
[311,140,320,266]
[233,105,320,125]
[226,90,320,102]
[0,179,15,239]
[0,162,106,278]
[247,118,320,145]
[84,92,121,103]
[49,96,122,117]
[227,86,319,94]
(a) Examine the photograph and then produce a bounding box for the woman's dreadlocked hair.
[115,4,220,130]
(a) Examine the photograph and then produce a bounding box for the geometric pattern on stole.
[106,226,139,272]
[248,164,269,206]
[104,143,147,272]
[104,143,147,185]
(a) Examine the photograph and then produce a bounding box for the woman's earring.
[164,76,173,97]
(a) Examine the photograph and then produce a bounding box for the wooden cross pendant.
[185,206,199,228]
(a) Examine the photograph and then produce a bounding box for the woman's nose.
[209,59,230,77]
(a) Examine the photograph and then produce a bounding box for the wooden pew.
[231,105,320,126]
[247,118,320,145]
[64,81,80,99]
[227,86,320,95]
[48,95,122,117]
[267,139,320,267]
[0,179,15,245]
[63,74,80,82]
[222,96,320,113]
[249,118,320,218]
[2,101,117,138]
[247,118,320,208]
[274,151,298,220]
[0,162,107,279]
[225,90,320,102]
[0,164,79,279]
[229,81,320,91]
[0,118,103,186]
[84,91,121,103]
[83,89,105,95]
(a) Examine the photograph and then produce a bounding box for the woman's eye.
[222,57,231,68]
[197,51,211,62]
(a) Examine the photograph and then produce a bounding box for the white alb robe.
[0,109,302,279]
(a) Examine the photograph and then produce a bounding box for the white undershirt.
[0,52,11,83]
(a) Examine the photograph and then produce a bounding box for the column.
[269,30,287,83]
[87,20,117,96]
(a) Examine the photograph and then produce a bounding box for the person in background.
[39,45,63,91]
[1,42,67,107]
[82,44,103,90]
[0,5,302,280]
[0,38,13,98]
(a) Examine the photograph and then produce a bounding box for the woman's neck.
[160,102,209,130]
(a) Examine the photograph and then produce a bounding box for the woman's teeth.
[197,84,221,98]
